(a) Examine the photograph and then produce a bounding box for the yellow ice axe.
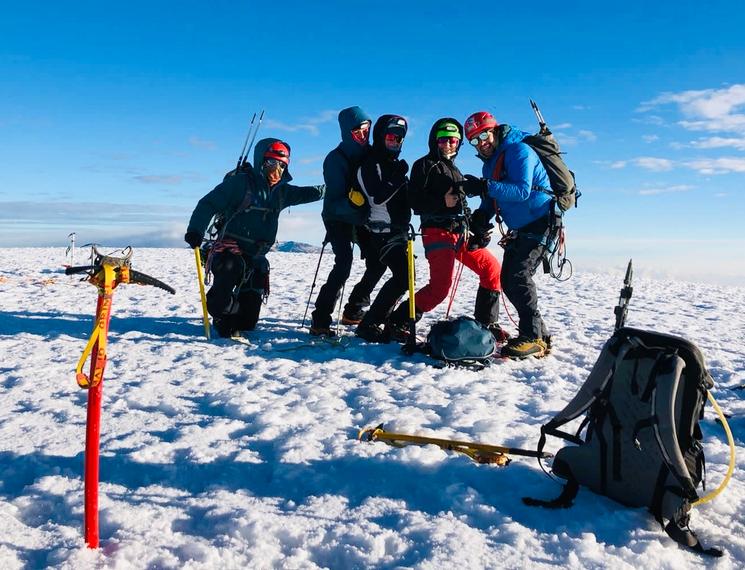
[194,247,211,339]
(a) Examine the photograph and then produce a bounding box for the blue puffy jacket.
[321,106,372,225]
[477,126,552,230]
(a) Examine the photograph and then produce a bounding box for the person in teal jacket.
[185,138,324,337]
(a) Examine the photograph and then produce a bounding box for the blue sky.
[2,1,744,284]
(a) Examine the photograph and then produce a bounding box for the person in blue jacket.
[185,138,324,338]
[310,106,387,336]
[464,111,553,358]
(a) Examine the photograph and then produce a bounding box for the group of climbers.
[185,105,562,359]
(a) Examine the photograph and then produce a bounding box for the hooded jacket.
[321,106,372,225]
[407,117,469,231]
[354,114,410,233]
[186,138,324,256]
[476,126,552,230]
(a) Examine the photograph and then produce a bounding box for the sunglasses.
[351,122,371,134]
[385,133,403,143]
[263,158,286,170]
[468,131,492,146]
[437,136,460,145]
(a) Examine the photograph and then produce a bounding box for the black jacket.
[355,114,411,233]
[408,117,469,232]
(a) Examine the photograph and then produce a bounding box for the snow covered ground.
[0,247,743,569]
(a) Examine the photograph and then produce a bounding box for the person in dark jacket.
[310,106,387,336]
[464,110,553,358]
[388,118,506,340]
[185,138,324,338]
[353,114,411,343]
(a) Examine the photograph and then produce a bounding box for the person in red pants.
[387,117,508,342]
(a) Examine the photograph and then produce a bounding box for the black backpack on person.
[523,100,579,212]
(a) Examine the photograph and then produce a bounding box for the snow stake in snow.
[358,424,552,466]
[65,246,175,549]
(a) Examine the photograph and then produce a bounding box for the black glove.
[462,174,488,198]
[467,209,494,251]
[394,159,409,176]
[467,232,491,251]
[184,231,202,249]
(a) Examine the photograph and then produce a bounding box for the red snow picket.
[66,246,174,549]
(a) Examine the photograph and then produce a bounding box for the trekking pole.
[405,225,417,352]
[235,112,257,172]
[65,232,76,266]
[614,259,633,331]
[302,240,328,328]
[529,98,550,135]
[65,246,174,549]
[243,110,265,168]
[194,247,211,339]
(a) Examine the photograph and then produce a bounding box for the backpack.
[523,262,726,557]
[426,317,496,368]
[523,100,579,212]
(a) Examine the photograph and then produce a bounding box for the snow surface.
[0,247,743,569]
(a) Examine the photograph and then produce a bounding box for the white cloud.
[553,122,572,129]
[634,157,674,171]
[610,160,627,169]
[641,84,745,134]
[689,136,745,151]
[642,134,659,143]
[638,184,694,196]
[577,130,597,142]
[265,110,337,136]
[683,157,745,174]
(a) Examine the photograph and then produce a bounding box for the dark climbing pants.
[501,217,550,339]
[361,232,409,326]
[311,220,386,328]
[207,252,267,333]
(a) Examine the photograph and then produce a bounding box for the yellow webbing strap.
[691,392,736,507]
[75,265,115,388]
[194,247,211,340]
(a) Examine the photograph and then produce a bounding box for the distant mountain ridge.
[272,241,322,253]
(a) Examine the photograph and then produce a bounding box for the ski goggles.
[468,130,492,146]
[263,158,286,170]
[385,133,403,144]
[351,121,371,140]
[437,136,460,146]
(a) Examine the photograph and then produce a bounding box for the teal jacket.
[321,106,372,225]
[187,138,324,256]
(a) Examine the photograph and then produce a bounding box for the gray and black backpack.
[524,263,726,557]
[426,317,496,369]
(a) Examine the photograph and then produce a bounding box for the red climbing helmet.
[264,141,290,165]
[464,111,498,142]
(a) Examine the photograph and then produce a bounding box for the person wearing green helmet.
[386,117,507,343]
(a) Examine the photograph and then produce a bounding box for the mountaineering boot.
[309,326,337,338]
[500,336,548,359]
[355,320,390,344]
[213,316,237,339]
[542,335,553,355]
[474,287,511,343]
[341,309,366,326]
[385,301,422,343]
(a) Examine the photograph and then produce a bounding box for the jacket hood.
[371,114,408,159]
[252,137,293,184]
[338,106,372,159]
[427,117,464,159]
